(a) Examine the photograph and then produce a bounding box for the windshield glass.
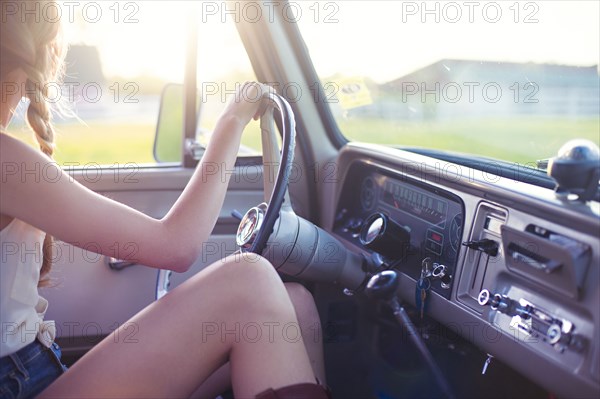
[297,1,599,166]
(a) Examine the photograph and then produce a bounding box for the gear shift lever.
[365,270,398,300]
[365,271,455,399]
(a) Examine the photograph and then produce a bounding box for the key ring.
[417,277,431,291]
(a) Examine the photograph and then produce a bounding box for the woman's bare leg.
[40,253,316,399]
[190,283,326,399]
[285,283,325,385]
[191,363,232,399]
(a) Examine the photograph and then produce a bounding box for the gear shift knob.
[365,270,399,301]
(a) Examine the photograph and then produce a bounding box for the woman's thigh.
[39,253,315,399]
[189,282,325,399]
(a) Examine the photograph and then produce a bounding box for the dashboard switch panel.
[479,289,587,355]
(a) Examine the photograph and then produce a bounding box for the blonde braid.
[1,1,67,286]
[25,78,57,287]
[17,1,66,287]
[26,80,55,156]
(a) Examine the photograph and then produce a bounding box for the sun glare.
[61,1,194,81]
[58,1,599,84]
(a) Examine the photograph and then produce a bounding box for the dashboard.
[325,143,600,398]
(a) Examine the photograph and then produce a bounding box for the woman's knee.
[203,253,294,317]
[221,252,282,287]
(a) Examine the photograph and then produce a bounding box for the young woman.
[0,1,328,398]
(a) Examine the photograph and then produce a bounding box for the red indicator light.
[431,233,442,242]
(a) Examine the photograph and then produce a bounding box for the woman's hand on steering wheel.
[222,81,274,126]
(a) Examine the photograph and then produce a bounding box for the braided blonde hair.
[0,0,67,286]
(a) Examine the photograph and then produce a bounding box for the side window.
[196,11,261,156]
[6,2,259,166]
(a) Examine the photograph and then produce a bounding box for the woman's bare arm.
[0,84,265,272]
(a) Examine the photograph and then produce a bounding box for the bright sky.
[59,1,600,83]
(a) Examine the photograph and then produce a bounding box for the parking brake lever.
[366,271,455,399]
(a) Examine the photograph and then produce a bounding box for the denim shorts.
[0,340,67,399]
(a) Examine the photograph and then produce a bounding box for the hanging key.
[416,277,431,319]
[420,284,427,319]
[415,258,433,319]
[481,353,493,375]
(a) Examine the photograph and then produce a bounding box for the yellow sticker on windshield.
[334,77,372,110]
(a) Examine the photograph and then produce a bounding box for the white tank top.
[0,218,56,357]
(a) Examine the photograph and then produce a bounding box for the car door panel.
[41,165,263,357]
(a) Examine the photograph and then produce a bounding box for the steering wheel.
[155,92,296,300]
[235,92,296,254]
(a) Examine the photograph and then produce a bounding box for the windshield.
[297,1,599,166]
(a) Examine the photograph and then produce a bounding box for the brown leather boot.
[255,383,332,399]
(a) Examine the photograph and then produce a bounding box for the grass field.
[11,120,264,165]
[339,117,600,165]
[10,116,599,167]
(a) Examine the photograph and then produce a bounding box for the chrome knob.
[236,203,268,249]
[431,264,447,279]
[478,289,491,306]
[359,213,411,259]
[547,324,562,345]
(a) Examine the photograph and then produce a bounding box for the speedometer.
[382,180,448,227]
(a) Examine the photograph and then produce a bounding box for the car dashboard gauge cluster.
[334,162,465,299]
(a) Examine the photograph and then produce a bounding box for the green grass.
[339,117,600,164]
[11,116,598,167]
[53,123,156,165]
[11,119,263,166]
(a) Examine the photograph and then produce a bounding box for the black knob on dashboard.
[548,139,600,202]
[359,213,411,259]
[365,270,399,301]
